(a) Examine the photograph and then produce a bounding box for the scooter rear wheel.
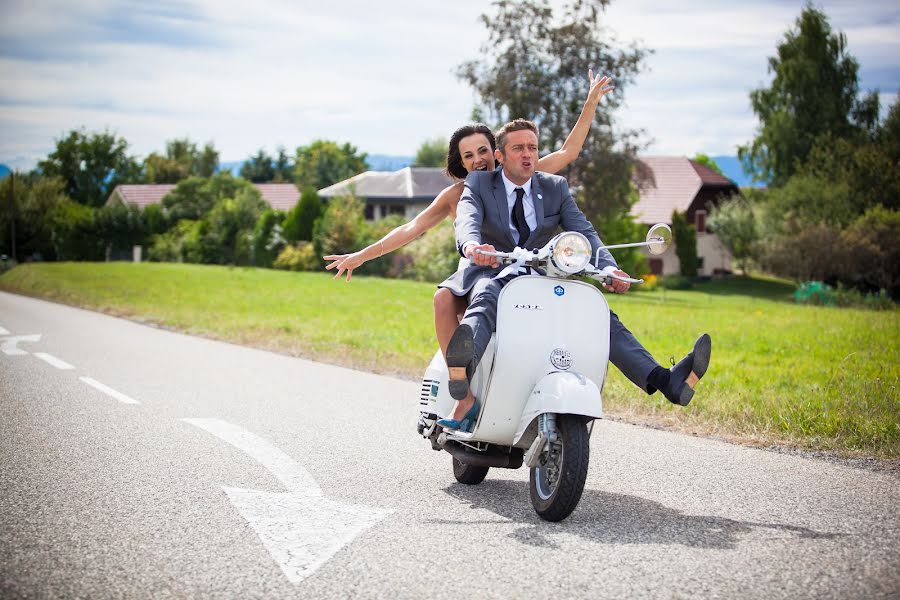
[452,457,489,485]
[529,415,590,521]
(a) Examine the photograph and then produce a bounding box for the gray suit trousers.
[459,273,660,394]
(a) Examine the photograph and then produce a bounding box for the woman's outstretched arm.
[537,69,614,175]
[323,181,463,281]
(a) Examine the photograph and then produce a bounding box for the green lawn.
[2,262,898,458]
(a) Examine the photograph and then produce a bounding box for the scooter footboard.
[513,371,603,445]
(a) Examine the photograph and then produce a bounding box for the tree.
[738,4,875,186]
[94,202,144,260]
[241,149,276,183]
[413,137,448,168]
[38,129,141,206]
[456,0,647,229]
[691,153,724,176]
[707,194,758,274]
[274,146,294,183]
[312,191,366,259]
[194,186,268,265]
[162,172,247,222]
[671,210,698,277]
[283,186,322,242]
[143,138,220,183]
[293,140,368,191]
[0,174,70,261]
[251,209,286,267]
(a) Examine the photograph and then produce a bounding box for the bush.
[273,242,319,271]
[795,281,896,310]
[842,206,900,298]
[392,219,459,282]
[794,281,834,306]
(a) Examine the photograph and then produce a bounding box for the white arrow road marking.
[182,418,391,584]
[34,352,75,370]
[78,377,140,405]
[1,334,41,355]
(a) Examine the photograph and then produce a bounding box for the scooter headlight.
[550,232,591,274]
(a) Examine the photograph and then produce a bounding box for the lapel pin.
[538,194,543,200]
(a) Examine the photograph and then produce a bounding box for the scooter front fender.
[513,371,603,445]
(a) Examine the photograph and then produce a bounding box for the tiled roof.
[318,167,453,200]
[108,183,300,211]
[630,156,737,224]
[111,185,177,209]
[690,160,736,187]
[254,183,300,211]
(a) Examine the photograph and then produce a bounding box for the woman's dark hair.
[446,123,496,179]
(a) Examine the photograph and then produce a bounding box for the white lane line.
[182,418,391,584]
[1,334,41,355]
[78,377,140,404]
[182,418,322,496]
[33,352,75,370]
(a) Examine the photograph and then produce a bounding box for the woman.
[324,70,614,363]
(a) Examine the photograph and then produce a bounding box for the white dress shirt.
[500,170,537,244]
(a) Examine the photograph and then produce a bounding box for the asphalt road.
[1,290,898,599]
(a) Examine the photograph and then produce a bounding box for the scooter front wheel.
[452,457,489,485]
[529,415,590,522]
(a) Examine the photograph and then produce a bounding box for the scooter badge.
[550,348,572,370]
[554,285,565,297]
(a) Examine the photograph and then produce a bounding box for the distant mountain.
[0,164,10,179]
[218,161,244,177]
[217,154,414,179]
[710,155,762,188]
[366,154,413,171]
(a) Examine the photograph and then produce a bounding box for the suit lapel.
[492,170,516,247]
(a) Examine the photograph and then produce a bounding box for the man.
[437,119,711,430]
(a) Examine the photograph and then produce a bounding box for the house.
[319,158,739,277]
[106,183,301,211]
[317,167,453,220]
[631,157,739,277]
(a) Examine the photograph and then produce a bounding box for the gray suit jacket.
[440,169,617,295]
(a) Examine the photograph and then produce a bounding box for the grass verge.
[2,262,897,459]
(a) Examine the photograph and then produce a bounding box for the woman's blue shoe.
[437,401,481,432]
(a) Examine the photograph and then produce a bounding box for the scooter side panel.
[421,338,495,421]
[473,276,610,445]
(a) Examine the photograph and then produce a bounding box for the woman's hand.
[586,69,614,105]
[323,251,367,281]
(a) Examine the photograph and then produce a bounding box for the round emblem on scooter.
[554,285,565,297]
[550,348,572,370]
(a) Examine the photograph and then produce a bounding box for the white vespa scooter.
[417,224,672,521]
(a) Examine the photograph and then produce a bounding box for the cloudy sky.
[0,0,897,171]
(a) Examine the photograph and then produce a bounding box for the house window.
[364,204,374,220]
[695,210,706,233]
[649,258,663,275]
[387,205,405,216]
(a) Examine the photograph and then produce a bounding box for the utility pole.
[8,172,14,262]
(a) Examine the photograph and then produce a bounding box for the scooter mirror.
[646,223,672,255]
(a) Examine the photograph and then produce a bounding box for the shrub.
[273,242,319,271]
[794,281,834,306]
[394,219,459,282]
